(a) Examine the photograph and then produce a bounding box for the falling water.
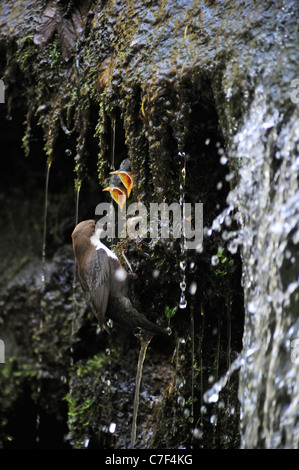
[70,183,81,365]
[233,86,299,449]
[199,311,205,429]
[190,307,195,422]
[203,353,243,405]
[226,301,232,371]
[179,151,187,309]
[130,334,152,448]
[177,150,198,437]
[203,82,299,448]
[41,160,52,284]
[171,337,186,438]
[110,118,116,170]
[36,158,52,445]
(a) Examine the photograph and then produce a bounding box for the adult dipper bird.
[103,158,134,210]
[71,219,166,336]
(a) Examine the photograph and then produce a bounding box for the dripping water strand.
[171,337,181,437]
[190,307,195,422]
[227,301,232,372]
[179,151,187,309]
[67,185,81,443]
[211,317,222,443]
[107,119,116,242]
[110,118,116,170]
[41,160,52,285]
[199,311,204,426]
[71,184,81,365]
[215,317,222,381]
[131,334,152,448]
[36,159,51,445]
[192,311,205,442]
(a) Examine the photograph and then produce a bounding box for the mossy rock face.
[0,0,297,450]
[0,0,247,449]
[67,353,115,449]
[66,346,174,449]
[0,249,76,448]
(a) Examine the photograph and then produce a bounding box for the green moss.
[0,356,38,447]
[214,247,235,277]
[66,352,118,449]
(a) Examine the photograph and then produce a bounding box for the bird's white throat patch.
[90,230,118,260]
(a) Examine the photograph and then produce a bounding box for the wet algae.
[0,0,298,449]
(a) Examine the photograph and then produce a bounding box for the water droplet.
[189,282,197,295]
[228,240,239,254]
[180,280,186,291]
[211,255,219,266]
[107,318,113,328]
[180,260,186,271]
[210,414,218,425]
[105,348,111,356]
[152,269,160,279]
[179,297,187,309]
[225,172,235,182]
[207,392,219,403]
[84,438,90,447]
[177,395,185,407]
[115,268,127,281]
[109,422,116,433]
[65,148,72,156]
[248,301,257,314]
[178,377,186,389]
[196,242,203,253]
[166,326,172,336]
[225,216,232,226]
[220,155,228,165]
[193,427,202,439]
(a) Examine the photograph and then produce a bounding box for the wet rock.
[0,0,297,450]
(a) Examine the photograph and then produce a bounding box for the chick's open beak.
[103,186,127,211]
[110,170,134,198]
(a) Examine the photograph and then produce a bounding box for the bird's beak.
[103,186,127,211]
[110,171,134,198]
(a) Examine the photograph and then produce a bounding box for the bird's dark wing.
[107,296,168,337]
[79,249,110,326]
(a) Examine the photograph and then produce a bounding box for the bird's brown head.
[71,219,96,262]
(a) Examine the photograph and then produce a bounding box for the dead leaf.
[33,0,93,61]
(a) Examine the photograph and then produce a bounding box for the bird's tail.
[107,296,168,337]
